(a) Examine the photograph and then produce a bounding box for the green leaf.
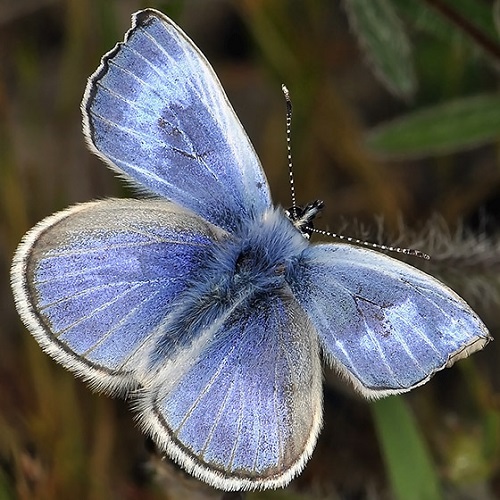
[392,0,499,65]
[391,0,464,42]
[343,0,416,99]
[372,397,443,500]
[366,94,500,159]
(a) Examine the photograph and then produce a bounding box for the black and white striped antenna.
[281,84,429,260]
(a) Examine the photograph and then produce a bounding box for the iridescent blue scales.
[11,9,491,492]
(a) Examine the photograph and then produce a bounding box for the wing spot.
[158,116,182,136]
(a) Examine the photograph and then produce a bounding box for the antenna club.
[282,84,292,114]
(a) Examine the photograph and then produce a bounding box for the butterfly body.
[11,8,491,492]
[148,206,309,372]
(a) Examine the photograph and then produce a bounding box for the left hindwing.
[290,244,491,398]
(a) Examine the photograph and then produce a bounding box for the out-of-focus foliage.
[372,397,442,500]
[1,0,499,499]
[366,94,500,158]
[344,0,416,99]
[345,0,500,159]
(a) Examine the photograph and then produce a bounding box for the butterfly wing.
[138,289,322,491]
[82,9,271,233]
[11,199,227,393]
[289,244,491,398]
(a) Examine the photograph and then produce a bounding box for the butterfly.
[11,8,491,492]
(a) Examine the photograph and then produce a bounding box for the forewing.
[290,244,491,398]
[82,9,271,232]
[11,199,226,393]
[138,289,322,491]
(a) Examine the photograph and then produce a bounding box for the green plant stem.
[423,0,500,62]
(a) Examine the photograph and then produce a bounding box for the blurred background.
[1,0,500,498]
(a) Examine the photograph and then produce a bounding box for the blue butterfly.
[11,8,491,492]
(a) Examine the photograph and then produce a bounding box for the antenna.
[281,85,429,260]
[311,227,430,259]
[282,84,297,215]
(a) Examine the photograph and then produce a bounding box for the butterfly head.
[285,200,324,240]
